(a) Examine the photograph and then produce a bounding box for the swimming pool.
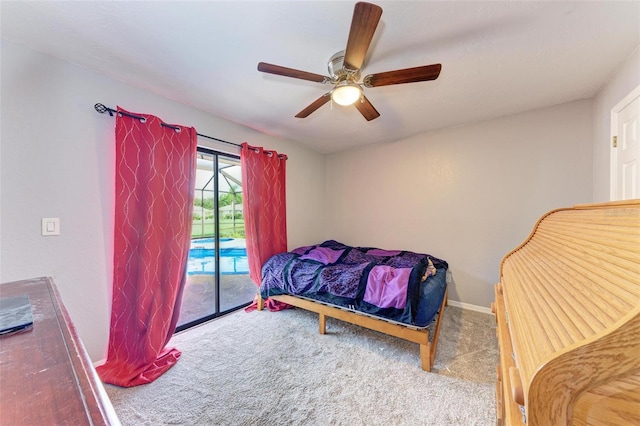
[187,238,249,275]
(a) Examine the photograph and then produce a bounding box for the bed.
[256,240,449,371]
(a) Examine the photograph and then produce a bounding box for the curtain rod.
[94,103,241,148]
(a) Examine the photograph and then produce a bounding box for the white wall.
[326,100,593,308]
[592,46,640,202]
[0,40,326,361]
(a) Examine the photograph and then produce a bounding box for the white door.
[611,85,640,201]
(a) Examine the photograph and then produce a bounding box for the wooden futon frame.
[257,288,448,372]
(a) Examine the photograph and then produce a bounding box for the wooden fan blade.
[258,62,329,83]
[295,93,331,118]
[364,64,442,87]
[354,95,380,121]
[343,2,383,71]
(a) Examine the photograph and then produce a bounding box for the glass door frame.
[175,147,251,332]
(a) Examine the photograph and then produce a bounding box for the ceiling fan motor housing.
[328,51,360,82]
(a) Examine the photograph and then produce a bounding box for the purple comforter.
[260,240,448,326]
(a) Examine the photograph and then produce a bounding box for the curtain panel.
[240,143,289,311]
[97,107,197,387]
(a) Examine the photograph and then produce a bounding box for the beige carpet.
[105,305,498,425]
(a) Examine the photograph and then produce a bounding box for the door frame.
[610,84,640,201]
[176,147,252,332]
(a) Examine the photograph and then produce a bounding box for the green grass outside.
[191,219,245,239]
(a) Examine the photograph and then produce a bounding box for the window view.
[177,149,256,330]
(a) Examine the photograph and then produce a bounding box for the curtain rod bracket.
[94,103,115,117]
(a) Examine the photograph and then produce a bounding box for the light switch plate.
[41,218,60,236]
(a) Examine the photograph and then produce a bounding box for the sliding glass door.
[176,148,255,330]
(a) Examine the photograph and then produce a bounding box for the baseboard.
[447,300,493,315]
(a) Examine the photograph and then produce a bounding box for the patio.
[177,272,257,327]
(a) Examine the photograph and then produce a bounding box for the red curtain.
[240,143,289,311]
[97,107,197,387]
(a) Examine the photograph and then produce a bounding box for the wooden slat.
[541,220,640,243]
[519,239,635,316]
[516,246,613,329]
[508,255,591,345]
[524,247,639,310]
[537,229,640,269]
[535,231,640,290]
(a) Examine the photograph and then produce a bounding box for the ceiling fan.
[257,1,441,121]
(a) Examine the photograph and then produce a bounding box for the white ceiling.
[2,1,639,154]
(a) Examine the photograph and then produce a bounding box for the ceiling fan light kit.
[257,1,441,120]
[331,82,363,106]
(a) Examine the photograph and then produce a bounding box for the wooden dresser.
[493,200,640,425]
[0,276,120,425]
